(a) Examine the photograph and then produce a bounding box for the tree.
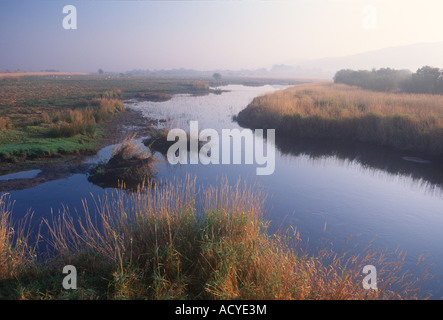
[212,73,222,89]
[403,66,443,94]
[213,73,222,81]
[98,68,104,74]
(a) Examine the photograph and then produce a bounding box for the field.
[237,82,443,157]
[0,75,211,163]
[0,72,89,79]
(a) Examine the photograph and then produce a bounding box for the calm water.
[4,84,443,297]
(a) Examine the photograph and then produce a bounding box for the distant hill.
[278,42,443,79]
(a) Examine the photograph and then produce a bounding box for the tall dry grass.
[48,93,125,138]
[30,176,430,300]
[0,117,13,131]
[0,194,36,280]
[237,83,443,156]
[111,133,149,161]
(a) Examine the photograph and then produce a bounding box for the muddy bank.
[0,163,92,192]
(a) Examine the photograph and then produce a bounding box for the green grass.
[0,123,105,162]
[0,129,102,161]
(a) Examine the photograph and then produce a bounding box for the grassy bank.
[0,178,429,300]
[236,83,443,157]
[0,93,124,162]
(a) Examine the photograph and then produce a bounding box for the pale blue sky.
[1,0,443,72]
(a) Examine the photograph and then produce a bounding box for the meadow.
[0,75,210,163]
[236,82,443,157]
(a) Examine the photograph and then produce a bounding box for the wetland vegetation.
[0,178,429,300]
[237,82,443,158]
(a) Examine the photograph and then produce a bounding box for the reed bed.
[237,83,443,156]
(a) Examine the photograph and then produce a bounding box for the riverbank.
[0,178,429,300]
[236,82,443,158]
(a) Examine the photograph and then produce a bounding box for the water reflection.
[275,135,443,197]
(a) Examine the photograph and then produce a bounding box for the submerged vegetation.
[0,177,432,299]
[237,83,443,157]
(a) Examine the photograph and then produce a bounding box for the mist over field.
[1,0,443,76]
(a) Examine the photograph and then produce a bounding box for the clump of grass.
[88,134,153,190]
[111,134,149,161]
[237,83,443,156]
[48,109,96,138]
[48,97,124,138]
[100,89,122,100]
[0,117,13,131]
[1,176,424,300]
[0,194,36,280]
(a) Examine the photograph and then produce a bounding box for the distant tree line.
[334,66,443,94]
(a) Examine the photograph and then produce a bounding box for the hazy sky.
[1,0,443,72]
